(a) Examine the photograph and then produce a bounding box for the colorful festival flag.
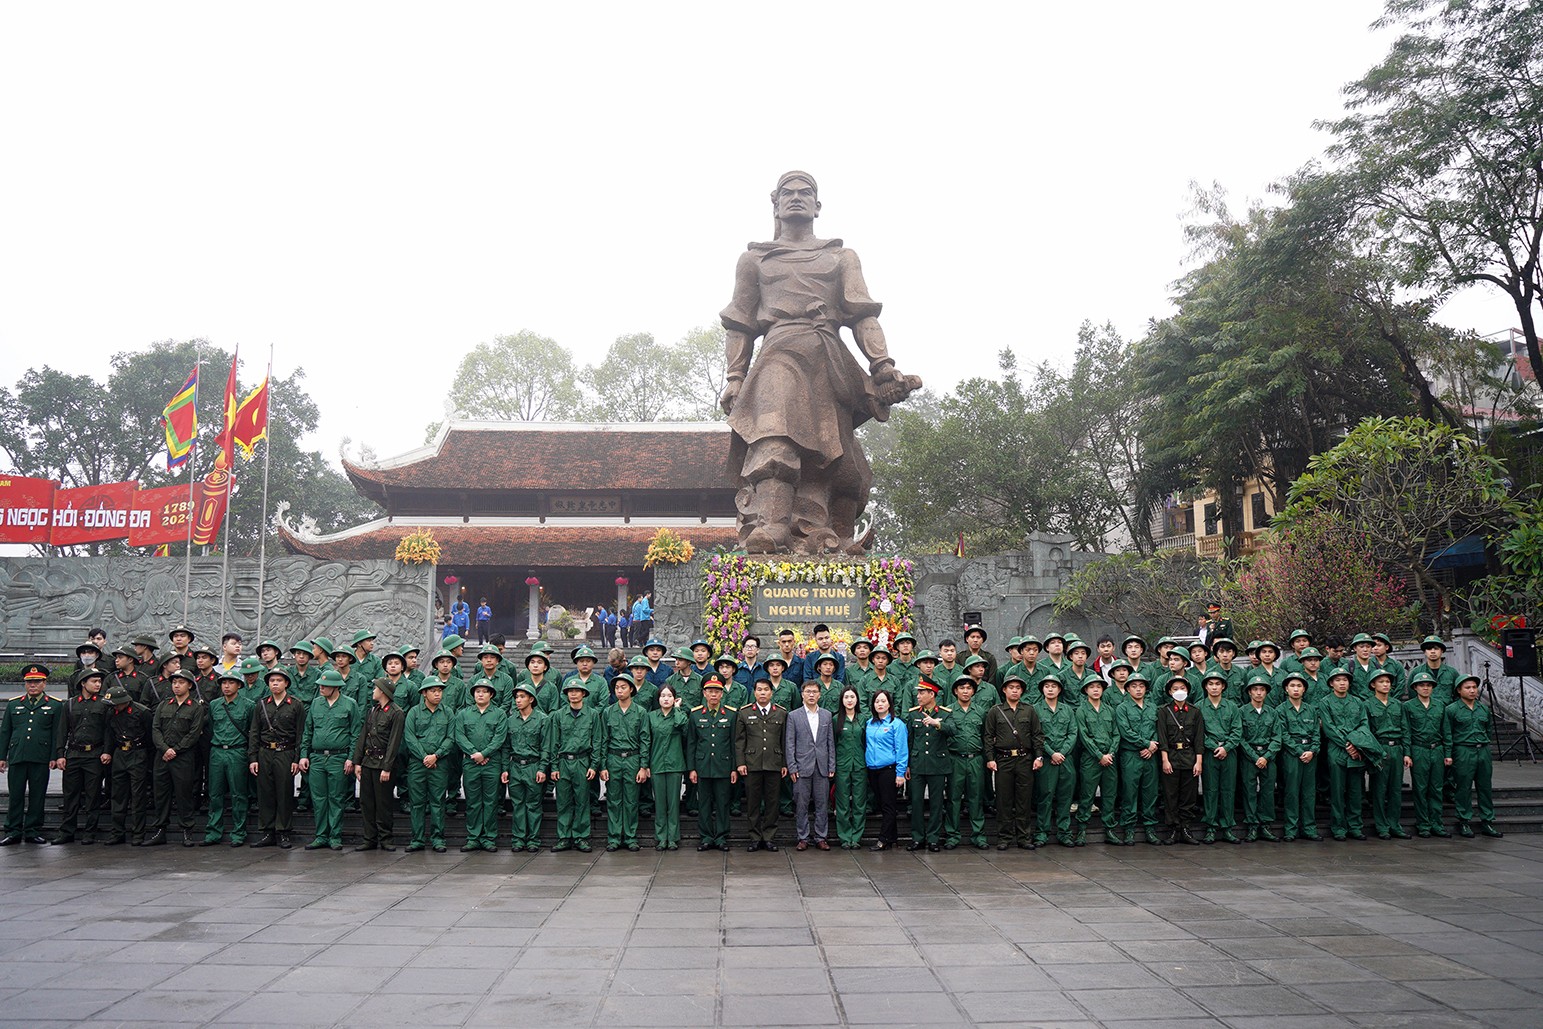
[160,366,198,471]
[231,377,269,458]
[214,350,239,464]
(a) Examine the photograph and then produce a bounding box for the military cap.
[690,638,711,651]
[1164,676,1190,693]
[763,654,789,670]
[156,652,183,672]
[1211,637,1238,651]
[1042,631,1066,646]
[442,634,465,650]
[418,677,448,693]
[571,644,597,662]
[1202,670,1228,685]
[512,681,537,699]
[290,640,314,655]
[1066,638,1092,656]
[1370,668,1394,683]
[1080,675,1107,693]
[1167,652,1191,667]
[189,644,217,659]
[1456,674,1480,689]
[963,623,988,641]
[169,669,199,687]
[255,639,283,656]
[1420,635,1448,652]
[627,655,651,670]
[470,676,497,695]
[714,654,740,670]
[528,640,552,655]
[239,656,266,677]
[1187,639,1211,655]
[111,646,138,662]
[700,676,726,693]
[1350,632,1375,647]
[1107,659,1134,675]
[952,673,980,692]
[1038,674,1062,692]
[915,678,941,694]
[1121,634,1147,649]
[893,632,918,646]
[402,645,421,658]
[1245,674,1272,692]
[1298,647,1324,660]
[477,643,502,658]
[562,677,591,696]
[329,641,354,658]
[312,636,336,655]
[1018,634,1042,648]
[167,624,196,640]
[914,650,939,664]
[1328,667,1352,682]
[265,665,293,685]
[812,652,838,670]
[522,649,549,668]
[429,648,457,666]
[1126,669,1150,686]
[1246,640,1262,654]
[105,684,132,706]
[380,650,407,668]
[1407,669,1437,686]
[1254,639,1280,655]
[1000,671,1028,688]
[132,634,159,650]
[1287,628,1312,644]
[351,629,377,646]
[1155,636,1173,649]
[315,668,346,690]
[217,668,246,685]
[849,637,873,653]
[1281,670,1308,687]
[643,637,667,652]
[1372,632,1393,646]
[75,641,101,658]
[961,654,988,672]
[671,645,695,662]
[868,642,891,659]
[71,666,104,687]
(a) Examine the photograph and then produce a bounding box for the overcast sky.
[0,2,1516,465]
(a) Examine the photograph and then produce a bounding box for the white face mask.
[1170,689,1189,704]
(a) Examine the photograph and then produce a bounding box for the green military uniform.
[1073,682,1118,845]
[940,686,988,849]
[1199,685,1242,843]
[687,693,737,849]
[149,679,206,844]
[1403,671,1448,836]
[1364,688,1409,837]
[202,678,254,845]
[1319,685,1370,839]
[352,630,383,685]
[645,706,688,849]
[548,682,603,851]
[1279,630,1314,677]
[1347,657,1383,702]
[905,696,951,848]
[1238,681,1281,840]
[301,671,361,849]
[402,684,456,851]
[833,710,868,848]
[1113,686,1160,844]
[506,687,550,851]
[1033,682,1078,846]
[1444,680,1501,836]
[1417,660,1461,710]
[454,684,507,850]
[0,673,63,842]
[601,697,651,850]
[1276,691,1322,841]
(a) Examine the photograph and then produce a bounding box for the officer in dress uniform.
[1156,676,1204,845]
[0,664,63,845]
[905,679,950,852]
[687,677,738,851]
[733,677,786,852]
[52,667,110,845]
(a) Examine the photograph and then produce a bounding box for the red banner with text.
[50,482,139,546]
[128,484,195,547]
[0,475,58,544]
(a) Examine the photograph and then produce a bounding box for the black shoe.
[697,843,713,852]
[329,844,342,851]
[279,834,293,849]
[996,841,1011,851]
[1431,826,1452,838]
[23,834,48,845]
[102,836,126,846]
[763,842,778,852]
[868,842,887,851]
[1144,832,1162,846]
[627,843,640,851]
[355,842,379,852]
[377,842,394,851]
[745,842,760,852]
[199,838,223,847]
[904,842,921,851]
[575,841,591,852]
[143,830,167,846]
[79,834,95,845]
[552,842,571,852]
[1019,841,1036,850]
[233,839,247,847]
[182,833,197,847]
[304,840,328,851]
[607,844,621,852]
[432,844,447,853]
[1457,822,1475,839]
[928,843,941,852]
[1390,827,1412,839]
[1258,826,1279,842]
[49,834,73,845]
[1177,827,1200,846]
[250,834,276,848]
[1480,822,1505,839]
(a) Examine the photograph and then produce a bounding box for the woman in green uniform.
[832,685,868,849]
[643,684,688,850]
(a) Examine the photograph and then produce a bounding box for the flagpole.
[255,345,274,643]
[216,352,238,639]
[181,345,200,623]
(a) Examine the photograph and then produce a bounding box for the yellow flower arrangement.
[394,529,441,565]
[644,528,696,569]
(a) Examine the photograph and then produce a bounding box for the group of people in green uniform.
[0,619,1509,852]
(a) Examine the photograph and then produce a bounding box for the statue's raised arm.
[719,171,922,556]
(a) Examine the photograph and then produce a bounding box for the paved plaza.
[0,823,1540,1028]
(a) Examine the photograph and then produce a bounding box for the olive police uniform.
[1199,679,1242,843]
[203,676,255,846]
[1032,680,1078,846]
[687,687,737,850]
[1319,682,1370,839]
[1445,679,1502,837]
[1402,670,1448,837]
[1364,686,1410,838]
[645,705,688,849]
[54,670,110,843]
[1113,682,1161,844]
[1276,686,1322,841]
[940,683,990,849]
[301,669,360,849]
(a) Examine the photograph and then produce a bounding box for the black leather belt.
[264,742,294,750]
[1378,736,1401,743]
[559,752,585,760]
[1460,741,1488,747]
[514,757,538,766]
[610,749,638,758]
[313,749,346,756]
[953,751,981,759]
[215,744,242,750]
[74,744,96,752]
[1001,749,1026,758]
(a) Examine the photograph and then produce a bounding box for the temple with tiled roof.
[278,421,738,632]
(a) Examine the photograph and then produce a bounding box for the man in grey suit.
[784,680,835,850]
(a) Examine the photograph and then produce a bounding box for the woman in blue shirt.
[864,689,908,851]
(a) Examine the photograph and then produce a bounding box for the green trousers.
[406,760,449,847]
[1451,744,1495,823]
[605,755,642,847]
[1408,744,1444,832]
[650,771,682,847]
[307,752,348,846]
[1368,748,1404,835]
[833,763,867,847]
[1116,751,1158,835]
[1075,752,1117,831]
[696,775,731,846]
[1326,759,1365,837]
[944,755,986,847]
[463,757,502,847]
[1239,755,1276,827]
[555,757,593,844]
[204,747,251,843]
[1280,753,1317,838]
[508,758,545,847]
[1035,757,1075,841]
[1202,753,1237,830]
[909,772,946,845]
[3,761,49,835]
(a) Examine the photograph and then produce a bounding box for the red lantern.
[615,577,629,586]
[525,576,540,587]
[443,575,459,586]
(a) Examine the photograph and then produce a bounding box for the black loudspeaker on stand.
[1490,626,1539,763]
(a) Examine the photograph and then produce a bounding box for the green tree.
[583,332,671,420]
[1054,550,1223,640]
[661,324,729,420]
[444,330,583,421]
[1321,0,1543,385]
[1276,415,1524,631]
